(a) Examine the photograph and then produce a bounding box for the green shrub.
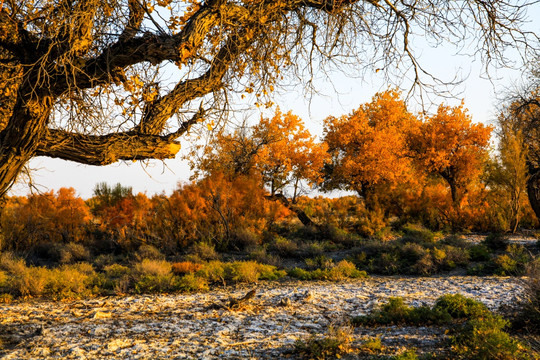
[188,242,219,261]
[401,223,437,245]
[133,259,174,293]
[493,244,530,276]
[392,349,419,360]
[483,233,508,251]
[451,316,530,360]
[229,261,260,283]
[271,236,299,257]
[469,244,491,262]
[198,260,226,284]
[104,263,131,278]
[433,293,490,320]
[248,246,281,267]
[46,264,95,299]
[358,336,382,354]
[135,244,165,261]
[305,255,334,270]
[175,273,209,292]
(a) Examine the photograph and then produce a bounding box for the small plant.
[271,236,299,257]
[294,325,354,360]
[401,223,438,244]
[188,242,219,261]
[172,261,204,275]
[135,244,165,261]
[175,273,209,292]
[433,293,490,320]
[483,233,508,251]
[358,336,383,354]
[451,316,531,360]
[469,244,491,262]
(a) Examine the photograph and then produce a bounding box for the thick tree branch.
[36,129,181,165]
[137,33,251,135]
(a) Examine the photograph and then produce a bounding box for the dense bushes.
[352,294,534,360]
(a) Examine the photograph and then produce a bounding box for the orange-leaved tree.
[323,89,418,210]
[192,109,327,226]
[409,103,492,204]
[0,188,91,251]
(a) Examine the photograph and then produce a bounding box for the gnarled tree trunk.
[526,170,540,221]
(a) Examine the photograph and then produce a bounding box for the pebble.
[0,276,527,359]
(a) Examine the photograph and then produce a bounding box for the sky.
[11,4,540,199]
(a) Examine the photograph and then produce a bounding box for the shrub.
[231,228,261,250]
[392,349,419,360]
[172,261,204,275]
[198,260,226,285]
[358,336,382,354]
[271,236,299,257]
[401,223,437,245]
[294,325,354,360]
[134,259,172,277]
[329,260,366,280]
[451,316,530,360]
[133,259,174,293]
[175,273,209,292]
[46,264,95,299]
[9,266,49,297]
[469,244,491,262]
[248,246,281,267]
[513,260,540,333]
[135,244,165,261]
[229,261,260,283]
[305,255,334,270]
[104,263,131,278]
[433,293,490,320]
[483,233,508,251]
[188,242,219,261]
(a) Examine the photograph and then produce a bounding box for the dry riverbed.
[0,276,529,359]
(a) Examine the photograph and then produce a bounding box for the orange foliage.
[252,109,329,199]
[323,89,418,207]
[172,261,204,275]
[155,172,289,250]
[0,188,91,251]
[409,103,492,203]
[194,109,328,201]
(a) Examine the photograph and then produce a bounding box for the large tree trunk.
[0,90,52,199]
[526,170,540,221]
[266,193,317,228]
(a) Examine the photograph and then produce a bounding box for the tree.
[193,109,327,226]
[0,0,536,199]
[409,103,492,204]
[499,68,540,220]
[323,89,417,209]
[486,127,529,232]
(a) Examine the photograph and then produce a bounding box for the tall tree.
[323,89,417,209]
[0,0,536,198]
[487,126,529,232]
[193,109,327,226]
[499,69,540,219]
[409,103,492,204]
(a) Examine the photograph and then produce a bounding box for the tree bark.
[526,170,540,221]
[266,193,317,228]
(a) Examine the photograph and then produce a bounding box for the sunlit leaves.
[323,89,417,203]
[409,103,492,203]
